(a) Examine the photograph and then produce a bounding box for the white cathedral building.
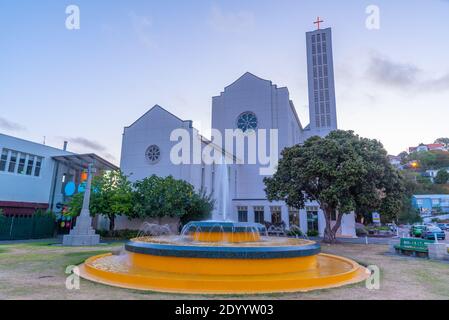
[119,26,357,238]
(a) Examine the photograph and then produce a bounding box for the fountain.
[76,220,370,294]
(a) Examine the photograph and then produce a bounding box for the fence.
[0,215,56,240]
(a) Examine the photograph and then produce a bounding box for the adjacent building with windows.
[412,194,449,216]
[0,133,117,216]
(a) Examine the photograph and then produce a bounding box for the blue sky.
[1,0,449,163]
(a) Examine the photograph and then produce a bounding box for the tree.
[434,169,449,185]
[435,137,449,148]
[67,170,134,232]
[133,175,214,223]
[264,130,404,243]
[181,188,215,225]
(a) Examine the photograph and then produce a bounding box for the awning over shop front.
[52,153,119,171]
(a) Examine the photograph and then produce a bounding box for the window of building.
[324,77,329,89]
[322,42,327,53]
[321,115,326,127]
[325,90,330,101]
[289,208,300,227]
[201,165,205,190]
[314,91,319,103]
[327,114,331,127]
[317,34,321,42]
[326,102,330,113]
[211,164,215,193]
[17,153,26,174]
[307,208,319,232]
[34,157,43,177]
[320,90,325,101]
[0,149,8,171]
[317,43,321,54]
[417,199,424,206]
[26,156,35,175]
[316,115,321,127]
[312,56,316,66]
[322,33,326,41]
[315,103,319,114]
[270,206,282,224]
[312,44,316,54]
[254,206,265,224]
[318,67,323,78]
[311,35,316,43]
[324,66,328,77]
[317,55,322,65]
[323,54,327,64]
[8,151,18,173]
[320,102,325,114]
[313,78,318,89]
[313,67,317,78]
[237,111,258,133]
[238,206,248,222]
[432,199,440,206]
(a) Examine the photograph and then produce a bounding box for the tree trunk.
[331,210,344,242]
[109,215,115,233]
[323,207,337,243]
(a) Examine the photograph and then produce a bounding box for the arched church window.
[145,145,161,164]
[236,112,258,133]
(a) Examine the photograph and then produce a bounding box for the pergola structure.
[52,153,119,172]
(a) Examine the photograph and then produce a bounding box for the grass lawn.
[0,240,448,300]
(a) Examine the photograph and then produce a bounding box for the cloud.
[366,53,449,92]
[0,117,26,132]
[68,137,107,152]
[208,5,255,33]
[129,11,156,49]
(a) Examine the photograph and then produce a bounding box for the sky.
[1,0,449,164]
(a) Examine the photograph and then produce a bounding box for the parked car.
[437,223,449,231]
[410,225,426,237]
[386,223,397,233]
[421,227,446,240]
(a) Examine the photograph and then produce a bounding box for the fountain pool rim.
[181,221,267,233]
[125,238,321,259]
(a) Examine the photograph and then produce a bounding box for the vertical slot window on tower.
[312,35,316,43]
[322,33,326,41]
[316,115,320,128]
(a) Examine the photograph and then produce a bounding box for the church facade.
[119,27,356,238]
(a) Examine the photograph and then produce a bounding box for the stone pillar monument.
[63,163,100,246]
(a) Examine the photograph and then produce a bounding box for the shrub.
[356,227,368,236]
[307,230,319,237]
[287,226,303,237]
[97,229,140,239]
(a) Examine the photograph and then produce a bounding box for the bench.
[394,238,435,258]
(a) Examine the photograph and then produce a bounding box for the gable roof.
[125,104,193,129]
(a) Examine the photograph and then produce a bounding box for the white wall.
[0,134,71,205]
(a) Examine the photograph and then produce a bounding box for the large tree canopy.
[132,175,214,223]
[68,170,134,231]
[264,130,404,243]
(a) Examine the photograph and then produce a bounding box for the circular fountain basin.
[77,221,370,294]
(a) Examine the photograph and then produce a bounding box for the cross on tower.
[313,17,324,30]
